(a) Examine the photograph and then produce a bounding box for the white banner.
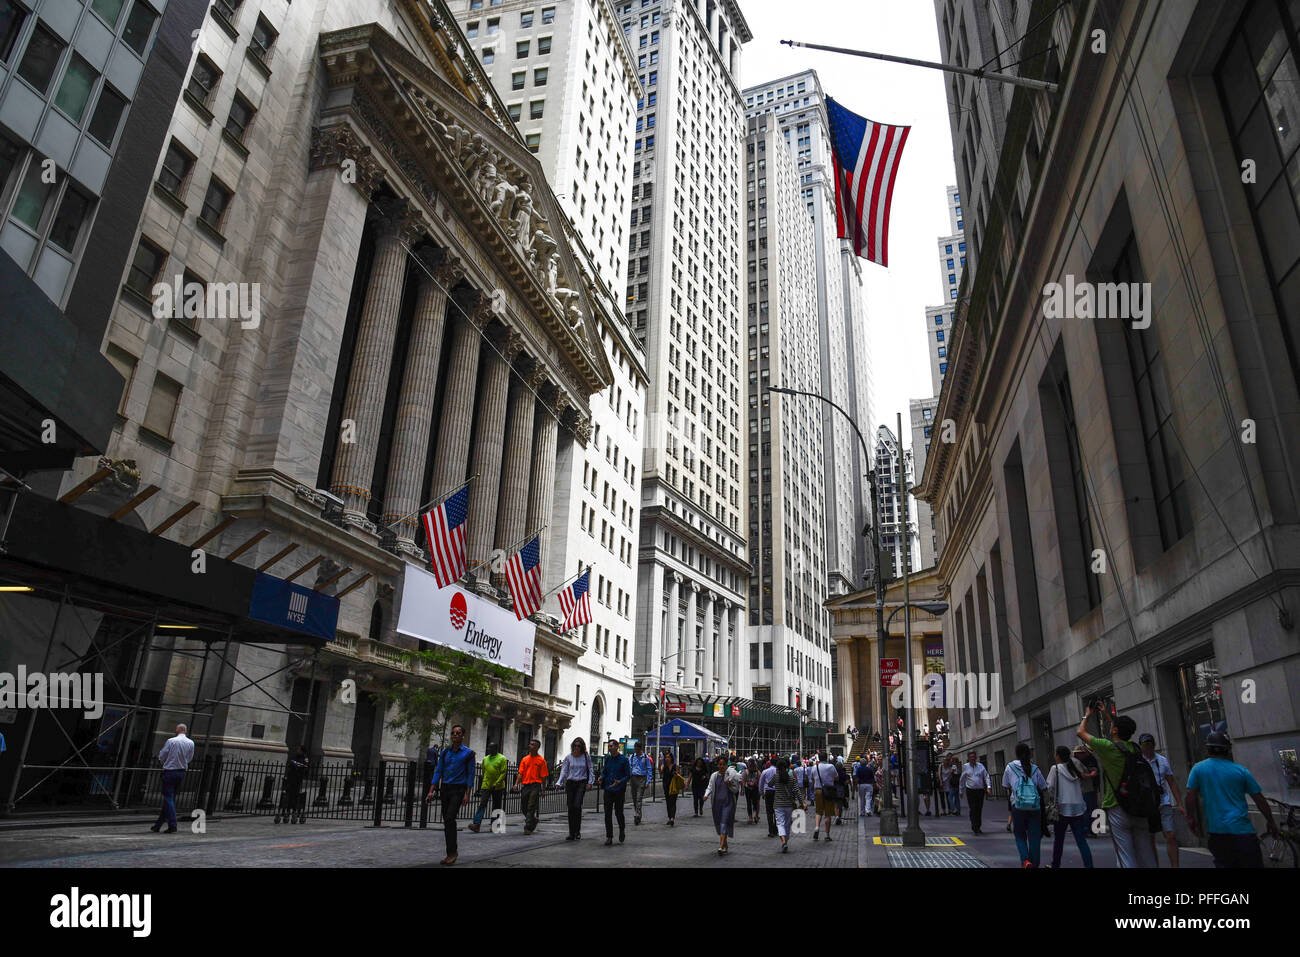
[396,564,534,676]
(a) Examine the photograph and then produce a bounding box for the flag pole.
[540,563,593,606]
[780,39,1059,93]
[465,524,549,574]
[385,474,479,533]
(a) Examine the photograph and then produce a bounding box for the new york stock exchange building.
[0,0,617,813]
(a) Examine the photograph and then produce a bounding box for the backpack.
[1011,762,1040,810]
[1114,742,1160,817]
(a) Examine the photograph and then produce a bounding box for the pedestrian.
[689,756,709,816]
[743,758,761,824]
[772,757,806,853]
[959,750,991,833]
[1138,733,1185,868]
[1072,745,1100,822]
[150,723,195,834]
[600,738,631,845]
[660,751,683,825]
[854,755,874,817]
[1003,742,1048,868]
[1075,704,1158,867]
[945,756,962,816]
[834,755,848,825]
[511,738,548,835]
[628,740,653,826]
[812,750,839,842]
[556,737,594,841]
[916,758,933,816]
[275,744,309,825]
[1046,746,1093,868]
[426,724,475,865]
[468,740,507,833]
[703,753,742,855]
[759,755,779,837]
[1185,730,1279,868]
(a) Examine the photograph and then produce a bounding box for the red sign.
[665,701,686,714]
[730,705,741,717]
[880,658,901,687]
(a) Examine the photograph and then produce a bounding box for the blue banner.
[248,573,339,641]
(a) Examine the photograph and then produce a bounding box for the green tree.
[372,646,517,762]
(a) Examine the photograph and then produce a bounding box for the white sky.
[737,0,958,440]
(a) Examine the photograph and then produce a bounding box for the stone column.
[720,598,733,693]
[703,591,716,691]
[495,359,543,556]
[382,249,462,552]
[685,582,699,686]
[837,638,855,733]
[429,293,493,500]
[466,329,520,581]
[526,386,565,573]
[667,572,682,677]
[330,198,422,526]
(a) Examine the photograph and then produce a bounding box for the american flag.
[423,486,468,588]
[825,96,910,267]
[557,567,591,633]
[504,534,543,620]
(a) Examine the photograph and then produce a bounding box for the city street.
[0,798,1218,869]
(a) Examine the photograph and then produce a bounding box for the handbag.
[1043,766,1061,823]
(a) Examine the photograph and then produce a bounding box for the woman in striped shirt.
[772,757,806,853]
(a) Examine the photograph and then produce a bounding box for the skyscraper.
[629,0,751,715]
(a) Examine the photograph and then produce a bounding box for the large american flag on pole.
[504,534,543,620]
[557,568,592,633]
[825,96,910,267]
[423,486,468,588]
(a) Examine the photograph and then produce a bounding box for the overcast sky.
[737,0,957,442]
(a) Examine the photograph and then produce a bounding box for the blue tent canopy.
[645,718,729,749]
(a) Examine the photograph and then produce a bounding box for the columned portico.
[495,361,543,570]
[430,298,491,500]
[466,329,519,578]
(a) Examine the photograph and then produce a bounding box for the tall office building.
[629,0,751,718]
[909,396,939,568]
[744,70,874,600]
[453,0,646,746]
[742,115,832,722]
[873,424,916,581]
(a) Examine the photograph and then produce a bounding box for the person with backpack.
[1076,704,1159,867]
[1002,741,1048,868]
[1138,733,1185,868]
[772,756,806,853]
[759,755,779,837]
[1046,746,1093,868]
[556,737,594,841]
[1184,730,1279,867]
[812,750,839,842]
[426,724,475,866]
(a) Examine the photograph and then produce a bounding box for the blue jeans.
[947,787,961,813]
[1051,814,1094,867]
[157,770,185,829]
[1011,807,1042,866]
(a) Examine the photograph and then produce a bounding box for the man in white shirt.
[958,750,992,834]
[1139,733,1184,868]
[151,724,195,833]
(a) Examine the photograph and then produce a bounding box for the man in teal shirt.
[1185,731,1278,868]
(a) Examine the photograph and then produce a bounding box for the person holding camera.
[1076,702,1157,867]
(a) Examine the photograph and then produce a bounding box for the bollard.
[359,775,375,806]
[339,776,355,807]
[224,773,245,812]
[383,775,395,805]
[313,776,329,807]
[372,761,386,828]
[404,760,417,828]
[256,774,276,809]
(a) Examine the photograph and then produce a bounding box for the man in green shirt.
[1076,704,1156,867]
[468,741,508,833]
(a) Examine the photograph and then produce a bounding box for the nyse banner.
[396,564,535,676]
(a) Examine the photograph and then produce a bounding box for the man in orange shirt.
[512,738,549,836]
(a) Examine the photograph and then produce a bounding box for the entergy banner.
[396,563,534,676]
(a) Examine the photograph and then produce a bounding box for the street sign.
[880,658,900,687]
[730,704,740,717]
[666,701,686,714]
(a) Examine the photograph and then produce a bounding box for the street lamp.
[769,384,900,835]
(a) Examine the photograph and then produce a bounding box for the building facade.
[630,0,751,723]
[452,0,646,747]
[918,0,1300,810]
[873,424,918,583]
[741,115,833,724]
[910,396,939,570]
[3,0,626,811]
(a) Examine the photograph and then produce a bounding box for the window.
[249,14,277,65]
[939,362,948,374]
[186,55,220,108]
[486,17,499,34]
[529,98,544,119]
[520,11,533,28]
[934,315,943,325]
[121,0,158,57]
[91,0,126,28]
[104,343,137,415]
[48,185,90,253]
[516,40,529,58]
[482,46,494,64]
[525,132,540,153]
[0,0,26,64]
[17,23,64,95]
[542,6,555,24]
[11,156,54,230]
[199,177,232,229]
[534,67,548,85]
[507,102,521,122]
[466,20,479,37]
[512,70,525,90]
[157,141,193,195]
[225,92,256,144]
[124,237,165,299]
[935,330,945,341]
[538,36,551,54]
[142,372,182,439]
[87,85,128,146]
[54,55,97,122]
[1003,440,1044,655]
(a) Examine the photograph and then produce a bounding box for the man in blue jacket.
[628,740,654,826]
[426,725,475,866]
[601,739,632,845]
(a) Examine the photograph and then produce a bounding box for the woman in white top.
[556,738,594,841]
[702,754,743,855]
[1046,745,1095,868]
